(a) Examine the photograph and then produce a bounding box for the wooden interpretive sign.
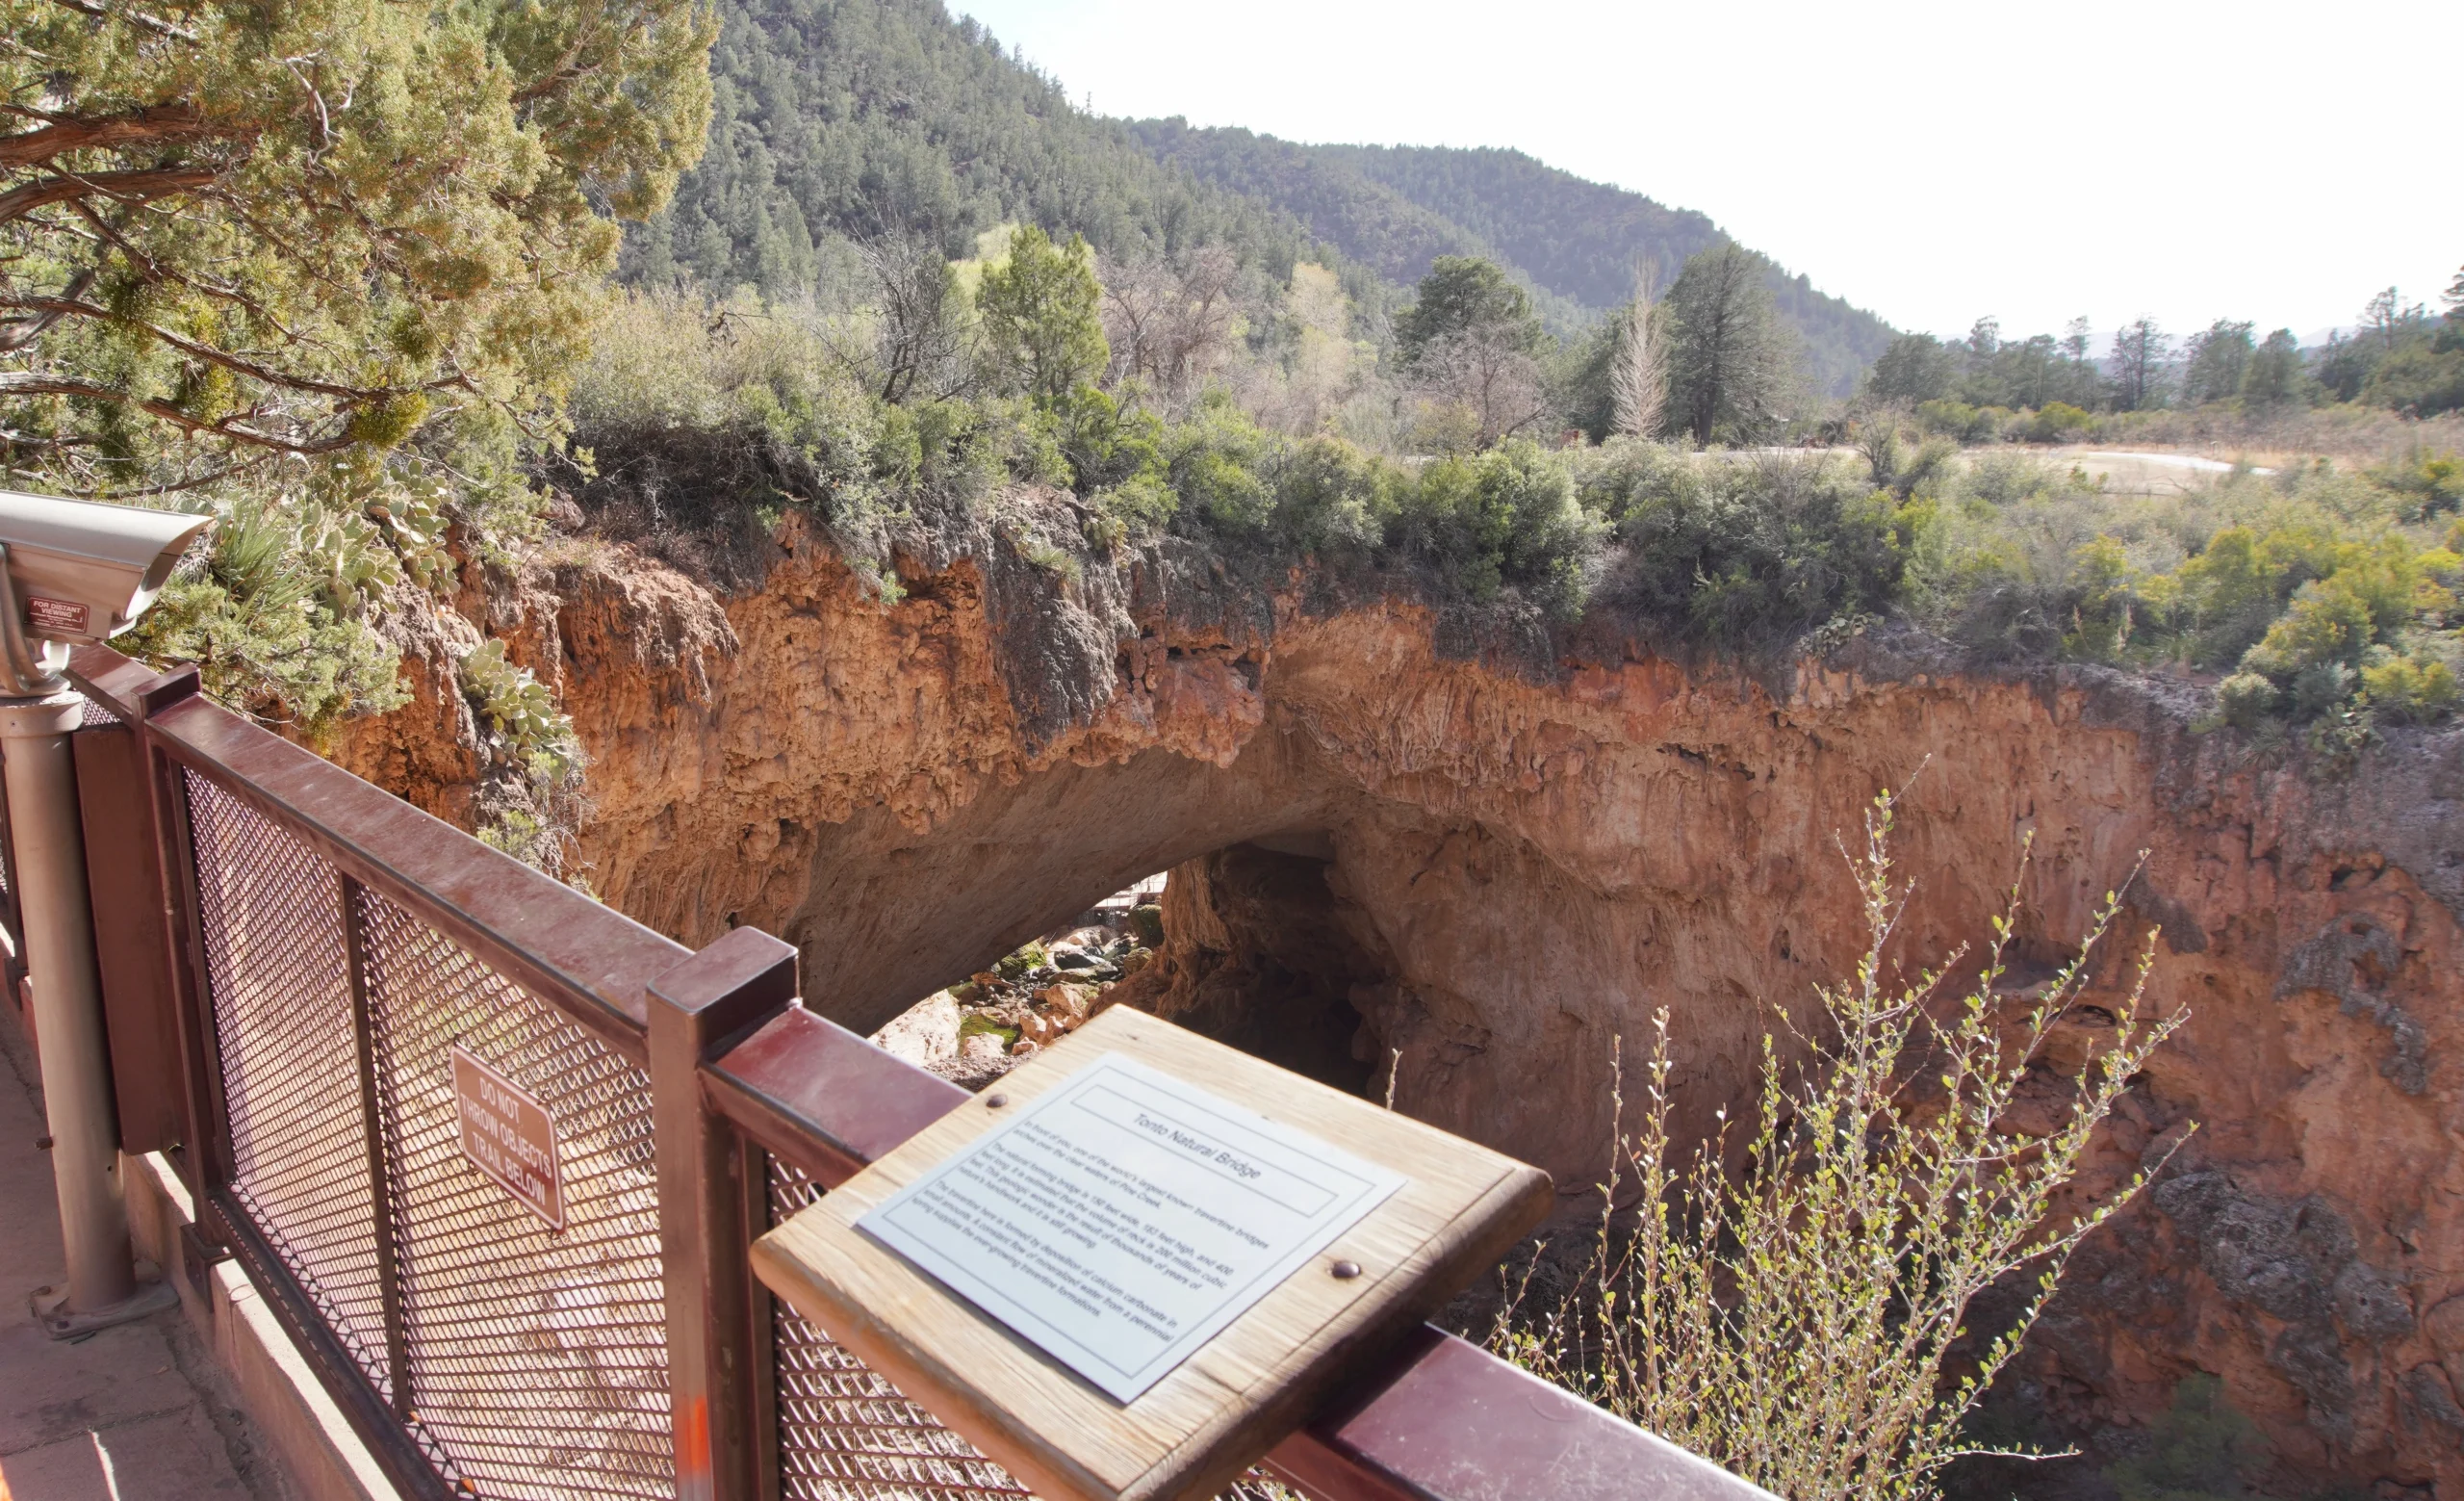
[449,1045,564,1229]
[750,1006,1553,1501]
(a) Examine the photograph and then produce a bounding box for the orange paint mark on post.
[677,1391,712,1484]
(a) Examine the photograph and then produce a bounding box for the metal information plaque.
[859,1051,1403,1403]
[450,1045,564,1229]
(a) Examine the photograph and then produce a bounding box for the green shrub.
[2061,535,2140,662]
[1270,435,1390,554]
[1048,383,1165,499]
[2172,524,2342,669]
[1913,400,1977,439]
[2213,672,2280,729]
[2241,580,2377,683]
[1165,396,1274,532]
[2104,1376,2266,1501]
[127,576,407,735]
[2361,649,2462,723]
[2366,448,2464,519]
[2021,402,2094,443]
[1913,401,2006,445]
[1392,440,1604,618]
[1095,471,1177,533]
[118,486,415,733]
[1613,454,1910,648]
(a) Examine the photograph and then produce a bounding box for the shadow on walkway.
[0,1006,294,1501]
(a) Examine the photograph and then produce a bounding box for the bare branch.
[0,293,456,403]
[42,0,199,43]
[59,452,273,498]
[0,104,235,168]
[0,267,95,351]
[0,163,219,227]
[1611,297,1666,440]
[0,371,354,453]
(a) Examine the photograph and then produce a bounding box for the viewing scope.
[0,489,213,696]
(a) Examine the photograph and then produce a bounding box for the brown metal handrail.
[55,642,1762,1501]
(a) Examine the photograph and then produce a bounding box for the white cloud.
[959,0,2459,342]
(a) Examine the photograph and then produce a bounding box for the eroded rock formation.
[330,495,2464,1493]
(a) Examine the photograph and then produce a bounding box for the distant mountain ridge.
[623,0,1894,394]
[1124,123,1892,395]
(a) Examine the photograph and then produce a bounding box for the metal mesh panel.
[184,771,394,1399]
[767,1155,1033,1500]
[766,1164,1290,1501]
[358,888,671,1501]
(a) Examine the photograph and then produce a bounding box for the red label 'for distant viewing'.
[27,597,89,634]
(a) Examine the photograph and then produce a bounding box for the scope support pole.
[3,690,173,1335]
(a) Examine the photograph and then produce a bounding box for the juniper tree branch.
[0,164,219,227]
[0,294,460,403]
[0,268,95,351]
[0,372,354,453]
[42,0,199,44]
[0,105,232,168]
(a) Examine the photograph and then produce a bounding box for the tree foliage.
[1394,257,1551,448]
[2179,320,2254,405]
[1663,243,1796,444]
[2,0,715,489]
[1867,333,1957,405]
[2108,318,2173,412]
[976,224,1108,404]
[1394,255,1540,367]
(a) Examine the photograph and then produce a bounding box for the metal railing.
[50,642,1758,1501]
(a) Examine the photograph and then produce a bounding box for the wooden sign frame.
[751,1006,1553,1501]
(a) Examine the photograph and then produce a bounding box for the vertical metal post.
[747,1147,785,1501]
[72,713,185,1156]
[340,875,414,1416]
[0,753,26,997]
[1,687,170,1333]
[648,926,799,1501]
[135,667,231,1207]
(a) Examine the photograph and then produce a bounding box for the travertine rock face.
[333,504,2464,1492]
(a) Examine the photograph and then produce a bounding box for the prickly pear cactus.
[458,638,580,781]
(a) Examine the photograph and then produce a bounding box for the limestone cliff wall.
[326,501,2464,1493]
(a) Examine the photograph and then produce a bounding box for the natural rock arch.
[332,512,2464,1491]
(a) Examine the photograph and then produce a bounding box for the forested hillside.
[621,0,1895,392]
[1110,120,1494,310]
[1326,144,1722,308]
[617,0,1355,297]
[1126,129,1894,395]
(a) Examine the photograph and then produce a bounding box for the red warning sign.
[450,1045,564,1229]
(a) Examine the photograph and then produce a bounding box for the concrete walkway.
[0,1010,295,1501]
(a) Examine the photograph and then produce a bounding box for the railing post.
[71,705,186,1157]
[134,666,231,1211]
[649,926,798,1501]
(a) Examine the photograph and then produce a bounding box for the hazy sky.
[955,0,2458,344]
